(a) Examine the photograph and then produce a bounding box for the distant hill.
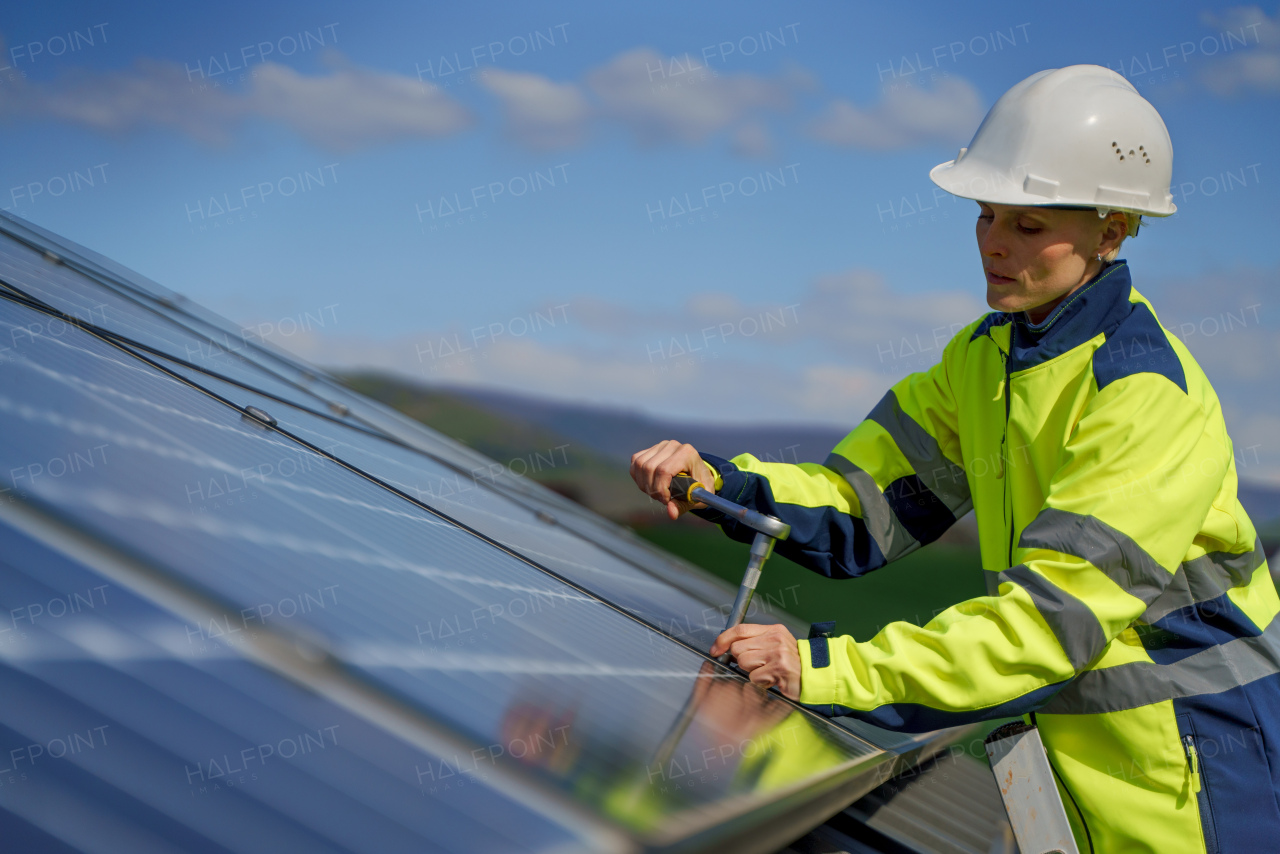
[338,372,654,520]
[416,384,849,466]
[336,371,1280,553]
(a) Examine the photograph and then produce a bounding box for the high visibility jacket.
[694,261,1280,853]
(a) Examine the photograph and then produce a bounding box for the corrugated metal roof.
[783,746,1018,854]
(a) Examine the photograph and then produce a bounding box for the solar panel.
[0,214,960,851]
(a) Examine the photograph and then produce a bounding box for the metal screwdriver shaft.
[670,473,790,664]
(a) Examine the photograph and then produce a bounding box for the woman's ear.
[1097,211,1129,258]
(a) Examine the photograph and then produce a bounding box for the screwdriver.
[669,472,791,664]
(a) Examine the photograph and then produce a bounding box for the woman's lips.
[985,269,1016,286]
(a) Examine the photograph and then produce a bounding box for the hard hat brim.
[929,158,1176,217]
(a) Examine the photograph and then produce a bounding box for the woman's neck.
[1024,258,1106,324]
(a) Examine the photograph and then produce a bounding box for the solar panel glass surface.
[0,516,595,854]
[0,292,883,842]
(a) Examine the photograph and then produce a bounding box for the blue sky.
[3,1,1278,481]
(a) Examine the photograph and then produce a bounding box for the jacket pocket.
[1177,713,1220,854]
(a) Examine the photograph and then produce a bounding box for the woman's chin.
[985,289,1028,313]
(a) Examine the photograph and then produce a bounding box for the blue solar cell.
[0,226,743,625]
[0,235,354,420]
[142,351,779,650]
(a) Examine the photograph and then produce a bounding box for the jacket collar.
[1008,260,1134,371]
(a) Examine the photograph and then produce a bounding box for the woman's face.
[975,202,1125,320]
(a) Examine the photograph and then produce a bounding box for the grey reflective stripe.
[823,453,919,562]
[1042,613,1280,715]
[1019,508,1172,606]
[1140,539,1267,625]
[985,571,1001,597]
[1139,563,1195,627]
[1141,539,1268,624]
[999,564,1107,671]
[1187,540,1265,596]
[867,392,973,517]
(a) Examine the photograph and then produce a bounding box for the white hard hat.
[930,65,1176,218]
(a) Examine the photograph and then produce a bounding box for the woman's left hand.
[711,623,802,700]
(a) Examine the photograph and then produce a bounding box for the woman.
[630,66,1278,853]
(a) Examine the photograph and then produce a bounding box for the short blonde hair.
[1102,211,1143,262]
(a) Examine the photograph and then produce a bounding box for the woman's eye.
[1017,223,1042,234]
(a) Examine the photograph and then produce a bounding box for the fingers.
[748,663,799,699]
[711,624,802,700]
[651,442,699,503]
[628,441,708,515]
[629,440,679,500]
[628,441,673,498]
[747,664,780,690]
[692,457,716,496]
[709,622,772,657]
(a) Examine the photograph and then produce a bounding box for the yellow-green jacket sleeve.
[692,326,972,578]
[798,371,1223,730]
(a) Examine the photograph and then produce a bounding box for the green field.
[635,521,986,642]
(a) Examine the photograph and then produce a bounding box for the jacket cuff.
[797,633,845,707]
[689,453,743,522]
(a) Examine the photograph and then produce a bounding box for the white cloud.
[570,270,987,377]
[0,51,474,150]
[1,35,989,157]
[478,68,590,149]
[585,47,795,146]
[1199,6,1280,95]
[801,269,987,363]
[807,77,985,150]
[473,48,802,153]
[3,59,243,144]
[791,363,884,423]
[730,122,774,158]
[252,267,987,427]
[1139,264,1280,483]
[571,290,806,347]
[1203,50,1280,94]
[249,58,474,150]
[278,327,885,427]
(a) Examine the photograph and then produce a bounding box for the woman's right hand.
[629,440,717,522]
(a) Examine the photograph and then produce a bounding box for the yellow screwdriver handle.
[670,472,704,504]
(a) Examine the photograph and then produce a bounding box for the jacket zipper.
[1000,324,1015,568]
[1183,735,1202,793]
[1183,732,1219,854]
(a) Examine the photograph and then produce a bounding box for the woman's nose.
[979,227,1006,257]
